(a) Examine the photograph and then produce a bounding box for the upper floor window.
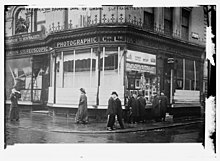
[15,9,30,34]
[181,9,190,40]
[164,7,173,35]
[143,9,154,31]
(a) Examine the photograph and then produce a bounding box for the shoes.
[107,127,113,131]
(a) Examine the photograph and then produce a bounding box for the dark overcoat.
[152,95,160,118]
[159,95,168,116]
[128,97,139,117]
[115,98,123,117]
[106,97,117,115]
[137,96,146,117]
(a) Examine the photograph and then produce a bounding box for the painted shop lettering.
[57,37,97,47]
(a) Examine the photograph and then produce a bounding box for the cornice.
[5,25,205,55]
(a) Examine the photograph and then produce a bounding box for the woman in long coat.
[75,88,88,124]
[9,87,21,121]
[128,93,139,123]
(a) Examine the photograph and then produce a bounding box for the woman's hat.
[80,88,86,94]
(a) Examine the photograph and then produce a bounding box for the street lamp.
[167,57,174,106]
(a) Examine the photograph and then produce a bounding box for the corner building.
[5,6,206,117]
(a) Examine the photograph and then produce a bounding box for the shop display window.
[6,58,32,101]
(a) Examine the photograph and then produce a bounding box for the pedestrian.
[75,88,88,124]
[159,91,168,122]
[115,93,125,129]
[123,95,130,123]
[137,91,146,123]
[128,93,139,124]
[152,92,161,122]
[8,86,21,121]
[106,92,117,131]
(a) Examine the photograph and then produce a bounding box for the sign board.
[6,46,49,56]
[126,50,156,66]
[126,62,156,74]
[191,32,199,39]
[167,58,174,64]
[6,31,44,43]
[56,35,125,48]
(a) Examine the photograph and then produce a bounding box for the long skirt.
[75,106,88,123]
[9,106,19,121]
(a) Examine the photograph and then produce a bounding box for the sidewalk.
[6,111,204,134]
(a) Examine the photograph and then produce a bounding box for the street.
[5,112,204,144]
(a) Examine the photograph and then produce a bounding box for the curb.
[50,120,204,134]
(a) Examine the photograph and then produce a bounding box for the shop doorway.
[32,55,50,104]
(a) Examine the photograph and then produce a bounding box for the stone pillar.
[73,50,76,87]
[63,8,68,30]
[173,7,181,37]
[154,7,164,32]
[60,51,64,88]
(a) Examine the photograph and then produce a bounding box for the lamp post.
[167,57,174,106]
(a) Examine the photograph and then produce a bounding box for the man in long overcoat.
[128,93,139,124]
[152,92,161,122]
[159,92,168,122]
[137,91,146,123]
[106,92,117,130]
[115,93,125,129]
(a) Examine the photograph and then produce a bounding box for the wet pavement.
[5,112,204,144]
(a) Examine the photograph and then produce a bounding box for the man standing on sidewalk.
[137,91,146,123]
[128,93,139,124]
[115,93,125,129]
[159,91,168,122]
[152,92,161,122]
[106,92,117,131]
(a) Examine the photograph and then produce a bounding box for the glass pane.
[6,58,32,101]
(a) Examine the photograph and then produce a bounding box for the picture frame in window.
[135,79,140,89]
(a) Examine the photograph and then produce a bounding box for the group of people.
[74,89,125,131]
[8,85,168,131]
[125,91,147,124]
[124,91,169,124]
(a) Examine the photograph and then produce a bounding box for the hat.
[111,91,118,97]
[80,88,86,94]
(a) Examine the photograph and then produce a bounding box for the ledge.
[5,100,42,106]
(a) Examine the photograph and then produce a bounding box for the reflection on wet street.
[6,113,204,144]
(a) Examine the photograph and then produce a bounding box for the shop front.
[47,34,126,112]
[5,44,50,110]
[125,50,157,107]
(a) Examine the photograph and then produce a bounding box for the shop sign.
[6,31,43,43]
[100,35,125,42]
[56,37,98,48]
[126,62,156,74]
[167,58,174,64]
[126,50,156,65]
[6,46,49,56]
[56,35,125,48]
